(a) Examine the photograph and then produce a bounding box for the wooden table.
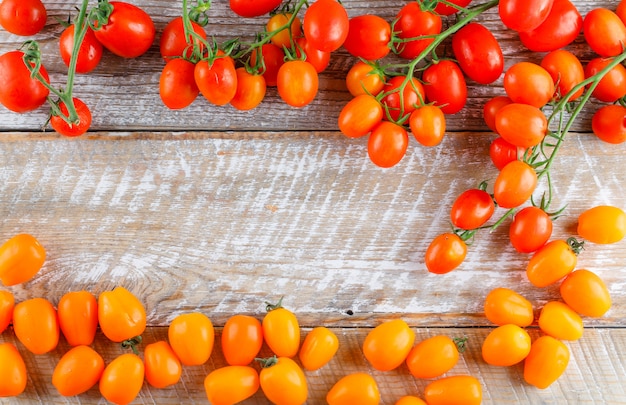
[1,0,625,403]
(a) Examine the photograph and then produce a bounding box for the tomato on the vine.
[295,37,331,73]
[0,233,46,286]
[230,0,281,18]
[57,290,98,347]
[484,287,534,327]
[338,94,383,138]
[230,67,266,111]
[425,233,467,274]
[13,297,59,354]
[250,43,284,87]
[50,98,92,137]
[503,62,555,108]
[326,373,380,405]
[299,326,339,371]
[578,205,626,244]
[406,335,459,379]
[0,50,50,113]
[523,336,569,389]
[585,57,626,103]
[221,314,263,366]
[380,75,425,122]
[540,49,585,101]
[538,301,583,341]
[392,3,441,60]
[493,160,537,209]
[99,353,144,405]
[450,188,495,230]
[367,121,409,168]
[434,0,472,16]
[482,324,531,366]
[483,96,513,133]
[409,105,446,147]
[343,15,391,61]
[160,58,199,110]
[560,269,611,317]
[363,319,415,371]
[345,61,385,97]
[303,0,349,52]
[0,0,46,36]
[526,239,580,288]
[592,105,626,144]
[259,357,308,405]
[204,366,260,405]
[0,290,14,334]
[583,8,626,58]
[195,54,238,106]
[52,345,105,396]
[424,375,482,405]
[489,136,525,171]
[509,206,553,253]
[93,1,155,59]
[168,312,214,366]
[518,0,582,52]
[277,60,319,108]
[262,299,300,358]
[422,60,467,115]
[267,13,301,49]
[59,25,103,73]
[452,22,503,85]
[495,103,547,148]
[498,0,554,32]
[144,340,182,389]
[160,16,206,61]
[0,343,27,397]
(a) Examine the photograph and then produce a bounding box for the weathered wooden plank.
[1,327,625,404]
[1,132,624,327]
[0,0,619,132]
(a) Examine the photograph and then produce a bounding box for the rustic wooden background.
[1,0,625,404]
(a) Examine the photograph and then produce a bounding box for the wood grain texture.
[1,327,625,404]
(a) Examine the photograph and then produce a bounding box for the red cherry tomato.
[50,98,92,137]
[392,3,441,60]
[59,25,103,73]
[93,1,155,59]
[230,67,266,111]
[452,22,504,84]
[345,61,385,97]
[409,105,446,147]
[422,60,467,115]
[585,57,626,103]
[435,0,472,16]
[425,233,467,274]
[295,37,331,73]
[303,0,349,52]
[367,121,409,168]
[195,55,238,106]
[503,62,555,108]
[338,94,383,139]
[160,58,199,110]
[450,188,495,230]
[160,16,206,61]
[493,160,537,209]
[499,0,554,32]
[509,206,553,253]
[483,96,513,133]
[540,49,585,101]
[592,105,626,144]
[276,60,319,108]
[343,15,391,61]
[489,136,525,170]
[495,103,547,148]
[519,0,582,52]
[380,75,425,122]
[229,0,281,17]
[583,8,626,57]
[0,0,46,36]
[0,50,50,113]
[250,43,284,87]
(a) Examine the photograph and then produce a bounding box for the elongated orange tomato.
[395,396,427,405]
[99,353,144,405]
[52,345,104,396]
[406,335,459,379]
[495,103,548,148]
[0,290,14,334]
[222,314,263,366]
[424,375,482,405]
[484,287,534,327]
[493,160,537,209]
[0,233,46,286]
[425,233,467,274]
[363,319,415,371]
[560,269,611,317]
[263,299,300,358]
[57,290,98,346]
[0,343,27,397]
[326,372,380,405]
[230,67,266,111]
[482,324,531,366]
[144,340,182,388]
[577,205,626,244]
[526,239,581,287]
[338,94,383,138]
[538,301,583,341]
[168,312,214,366]
[204,365,260,405]
[13,297,59,354]
[524,335,570,389]
[299,326,339,371]
[98,286,146,343]
[259,357,308,405]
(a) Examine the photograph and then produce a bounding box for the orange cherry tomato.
[168,312,214,366]
[338,94,384,138]
[395,396,427,405]
[144,340,182,388]
[0,290,15,334]
[524,335,570,389]
[484,287,534,327]
[298,326,339,371]
[425,233,467,274]
[267,13,301,48]
[0,343,27,397]
[540,49,585,102]
[259,357,308,405]
[503,61,555,108]
[0,233,46,286]
[276,60,319,108]
[424,375,482,405]
[538,301,583,341]
[577,205,626,244]
[560,269,611,317]
[482,324,531,366]
[230,67,267,111]
[592,104,626,144]
[98,286,146,343]
[493,160,537,209]
[363,319,415,371]
[52,345,105,396]
[221,314,263,366]
[450,188,495,230]
[13,297,59,354]
[346,61,385,97]
[57,290,98,346]
[262,299,300,358]
[204,365,260,405]
[495,103,547,148]
[409,105,447,147]
[406,335,460,379]
[367,121,409,168]
[99,353,144,405]
[326,372,380,405]
[526,239,581,288]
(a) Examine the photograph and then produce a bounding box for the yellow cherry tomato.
[577,205,626,244]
